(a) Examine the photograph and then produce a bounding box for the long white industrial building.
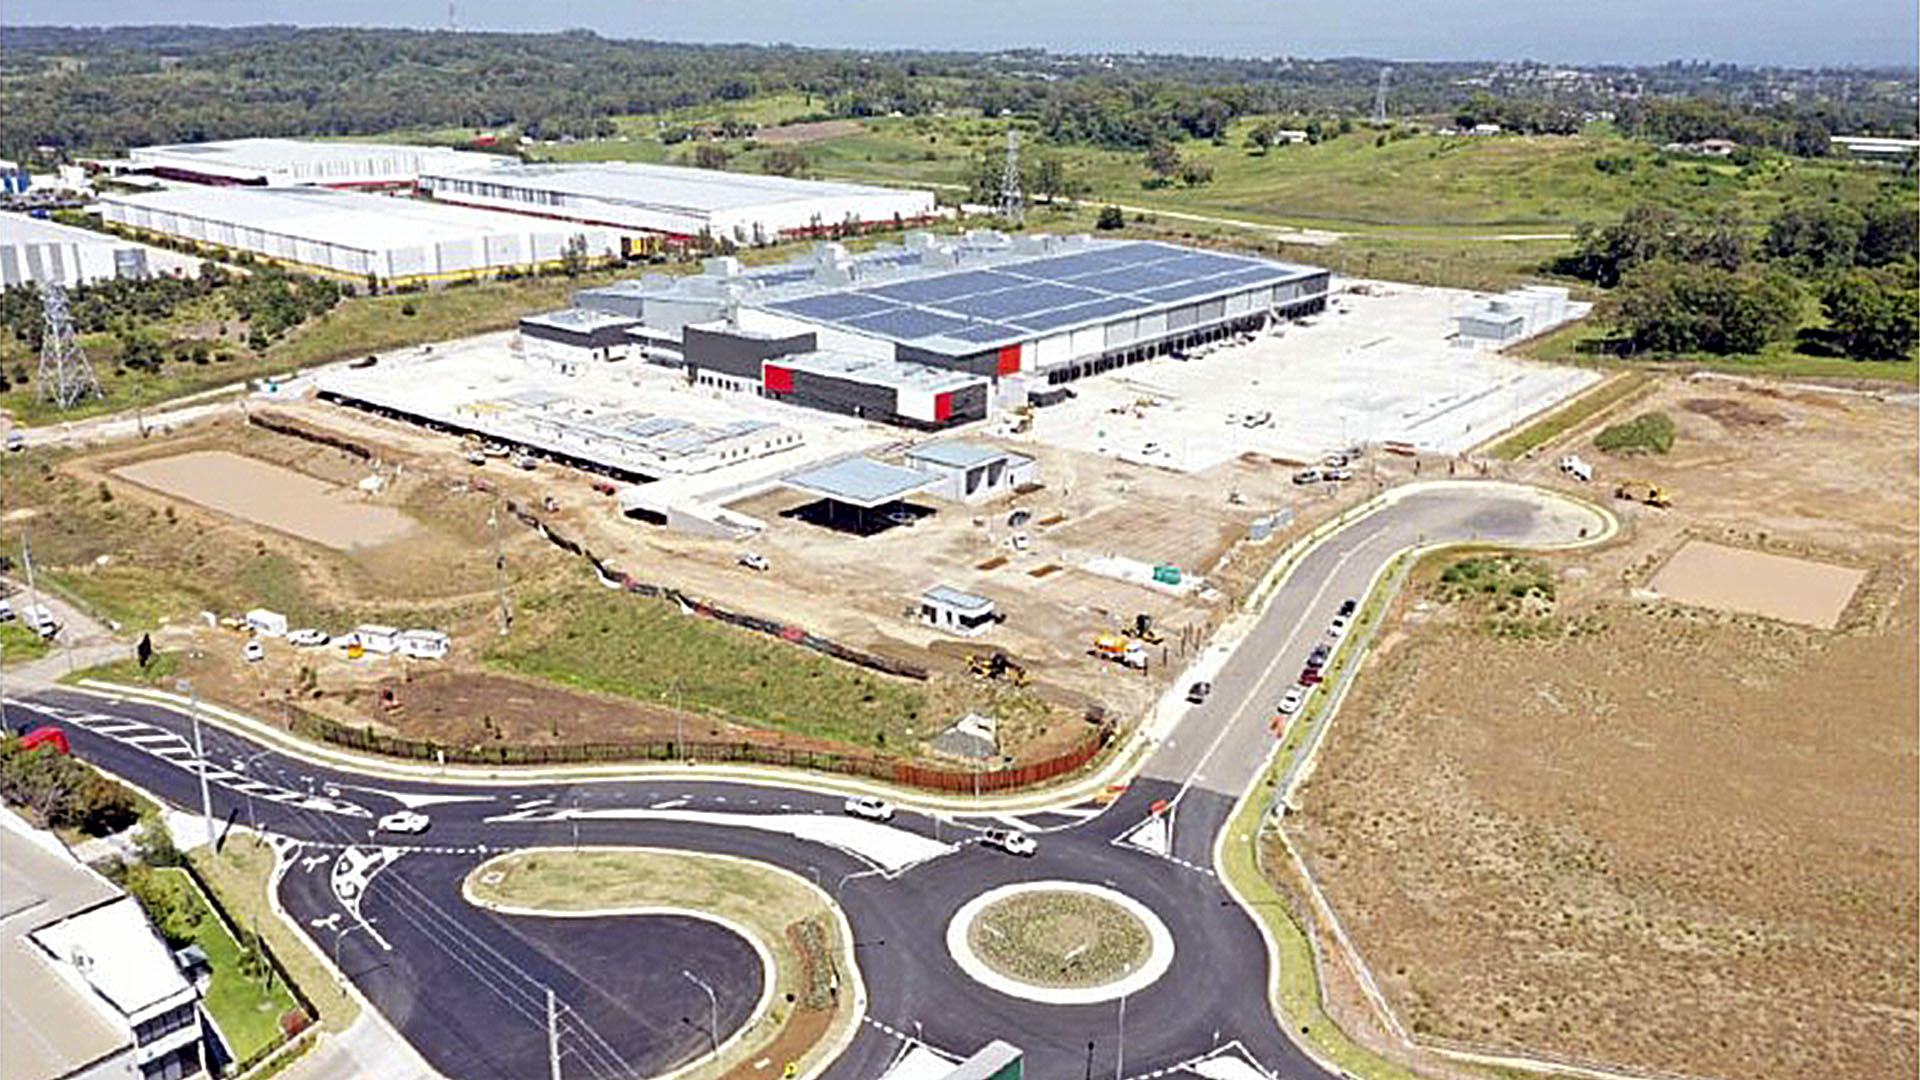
[97,187,621,285]
[419,161,938,247]
[0,215,149,288]
[124,137,503,188]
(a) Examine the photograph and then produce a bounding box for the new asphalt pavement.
[2,482,1604,1080]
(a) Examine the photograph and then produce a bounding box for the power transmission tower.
[37,282,102,411]
[1000,127,1024,226]
[1372,67,1392,125]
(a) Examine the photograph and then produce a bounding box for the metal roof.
[922,585,995,611]
[0,215,138,248]
[781,456,937,508]
[772,350,984,394]
[520,307,641,333]
[904,440,1010,470]
[129,137,500,180]
[420,161,921,214]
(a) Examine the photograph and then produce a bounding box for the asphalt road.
[3,483,1603,1080]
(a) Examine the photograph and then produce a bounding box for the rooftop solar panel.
[1001,250,1129,281]
[845,307,975,340]
[938,281,1108,321]
[1068,265,1193,295]
[1156,252,1256,278]
[773,292,899,321]
[862,269,1023,304]
[1009,295,1145,333]
[1139,278,1237,304]
[949,322,1025,343]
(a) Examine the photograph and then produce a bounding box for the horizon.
[3,0,1916,69]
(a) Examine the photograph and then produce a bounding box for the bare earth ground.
[1288,375,1919,1080]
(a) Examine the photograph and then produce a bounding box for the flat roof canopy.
[781,457,936,509]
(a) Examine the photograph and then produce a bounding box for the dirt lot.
[114,449,420,550]
[1287,374,1919,1080]
[752,119,863,144]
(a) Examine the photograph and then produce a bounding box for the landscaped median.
[462,847,861,1080]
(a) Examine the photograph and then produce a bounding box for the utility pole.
[1000,127,1024,226]
[547,987,562,1080]
[180,678,215,856]
[683,969,718,1060]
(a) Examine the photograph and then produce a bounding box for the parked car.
[1559,454,1593,482]
[1322,452,1349,468]
[1306,643,1332,668]
[1277,686,1306,715]
[1186,680,1213,704]
[1324,467,1354,482]
[1299,668,1323,687]
[512,453,537,470]
[0,598,13,622]
[376,810,431,834]
[465,449,487,466]
[1291,468,1321,485]
[591,480,618,496]
[287,628,330,647]
[843,795,896,822]
[243,640,265,663]
[1337,598,1358,618]
[980,827,1037,856]
[737,553,770,572]
[1327,616,1350,641]
[5,432,24,452]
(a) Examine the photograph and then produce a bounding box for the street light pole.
[682,969,718,1059]
[181,679,215,856]
[1115,991,1127,1080]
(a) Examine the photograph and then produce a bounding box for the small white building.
[518,308,643,370]
[350,624,401,654]
[919,585,999,637]
[244,608,288,638]
[902,441,1036,504]
[397,629,450,660]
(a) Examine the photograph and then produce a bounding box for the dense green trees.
[1822,272,1920,360]
[1604,263,1803,355]
[0,733,141,836]
[1559,204,1747,287]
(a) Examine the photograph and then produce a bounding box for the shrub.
[1594,411,1676,455]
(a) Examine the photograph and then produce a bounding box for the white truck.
[1559,454,1593,482]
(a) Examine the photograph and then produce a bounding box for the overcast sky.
[5,0,1915,68]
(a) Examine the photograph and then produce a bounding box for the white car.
[737,554,770,572]
[1277,686,1306,715]
[980,827,1037,856]
[1327,616,1350,641]
[376,810,430,834]
[287,628,330,647]
[843,795,896,822]
[244,640,265,663]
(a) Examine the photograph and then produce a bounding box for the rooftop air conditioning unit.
[702,256,742,278]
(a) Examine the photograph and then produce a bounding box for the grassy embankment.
[189,835,361,1032]
[1482,371,1656,460]
[466,847,853,1080]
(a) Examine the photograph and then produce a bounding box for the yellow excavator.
[1614,480,1672,508]
[968,650,1031,686]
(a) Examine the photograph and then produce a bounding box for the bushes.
[0,733,140,836]
[1594,411,1676,455]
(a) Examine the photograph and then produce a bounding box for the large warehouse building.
[122,137,502,189]
[97,187,622,285]
[0,214,149,288]
[419,161,938,248]
[567,232,1329,427]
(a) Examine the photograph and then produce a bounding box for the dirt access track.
[1287,373,1917,1080]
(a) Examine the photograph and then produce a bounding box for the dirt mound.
[1682,397,1787,427]
[754,119,861,144]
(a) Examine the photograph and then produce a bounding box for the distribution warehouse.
[97,186,622,284]
[418,161,938,246]
[120,137,503,188]
[0,214,149,288]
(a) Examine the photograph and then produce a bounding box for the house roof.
[781,457,936,509]
[904,440,1009,470]
[922,585,994,611]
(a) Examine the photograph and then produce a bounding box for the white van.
[397,629,450,660]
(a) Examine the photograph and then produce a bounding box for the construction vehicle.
[1613,480,1671,508]
[1123,613,1164,645]
[1091,633,1149,670]
[968,651,1030,686]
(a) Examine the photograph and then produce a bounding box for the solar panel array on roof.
[761,240,1316,354]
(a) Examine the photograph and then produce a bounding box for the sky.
[5,0,1916,68]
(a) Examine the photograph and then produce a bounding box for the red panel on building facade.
[935,392,953,421]
[996,344,1022,376]
[763,365,793,393]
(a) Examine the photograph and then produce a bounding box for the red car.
[1299,668,1324,687]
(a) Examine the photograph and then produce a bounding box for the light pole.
[682,969,718,1059]
[1115,990,1127,1080]
[179,678,215,857]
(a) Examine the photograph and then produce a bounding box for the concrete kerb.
[1214,490,1626,1080]
[942,880,1175,1005]
[462,845,865,1080]
[62,480,1610,821]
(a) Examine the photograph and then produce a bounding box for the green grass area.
[1484,371,1653,460]
[968,890,1151,989]
[467,846,852,1080]
[0,337,257,429]
[1593,411,1676,455]
[65,649,180,687]
[189,836,359,1032]
[487,584,929,748]
[0,621,52,662]
[152,867,299,1061]
[1520,318,1919,385]
[265,274,616,370]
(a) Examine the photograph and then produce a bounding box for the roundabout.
[945,880,1175,1004]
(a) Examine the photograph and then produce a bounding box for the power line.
[36,282,103,411]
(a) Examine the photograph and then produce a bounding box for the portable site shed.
[244,609,288,638]
[397,629,450,660]
[351,624,401,654]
